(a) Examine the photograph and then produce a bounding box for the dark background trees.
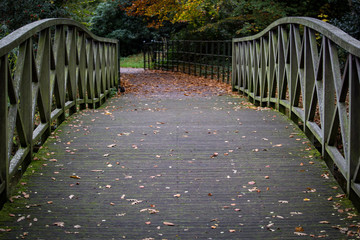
[0,0,359,56]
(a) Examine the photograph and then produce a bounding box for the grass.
[120,53,144,68]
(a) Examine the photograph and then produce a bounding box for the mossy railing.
[0,19,119,204]
[232,17,360,201]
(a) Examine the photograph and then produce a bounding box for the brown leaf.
[295,226,304,232]
[53,222,65,227]
[163,221,175,226]
[70,175,81,179]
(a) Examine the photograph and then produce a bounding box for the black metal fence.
[144,40,232,83]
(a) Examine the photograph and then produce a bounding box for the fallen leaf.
[53,222,65,227]
[327,196,333,201]
[273,144,282,147]
[106,185,111,188]
[174,194,181,198]
[264,176,269,179]
[229,229,236,233]
[107,144,116,148]
[248,181,256,185]
[294,232,307,236]
[211,226,217,229]
[74,225,81,229]
[163,221,175,226]
[336,194,345,198]
[319,221,330,224]
[303,198,310,201]
[295,226,304,232]
[145,221,151,225]
[70,175,81,179]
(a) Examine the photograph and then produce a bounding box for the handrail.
[0,18,119,204]
[232,17,360,202]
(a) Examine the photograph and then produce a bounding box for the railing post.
[143,42,146,70]
[36,29,51,141]
[205,41,208,78]
[66,26,78,115]
[348,56,360,195]
[231,39,236,91]
[0,55,9,202]
[228,41,232,84]
[53,25,66,123]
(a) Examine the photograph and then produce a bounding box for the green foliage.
[173,0,351,40]
[62,0,104,27]
[0,0,68,38]
[331,0,360,40]
[90,0,169,56]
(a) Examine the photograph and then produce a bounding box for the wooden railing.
[0,19,119,203]
[232,17,360,201]
[144,40,232,83]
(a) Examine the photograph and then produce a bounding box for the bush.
[90,0,159,56]
[331,0,360,40]
[0,0,68,38]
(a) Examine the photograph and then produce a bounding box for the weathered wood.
[0,71,359,238]
[0,19,119,206]
[233,17,360,202]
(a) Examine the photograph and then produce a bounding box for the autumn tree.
[123,0,221,28]
[90,0,162,56]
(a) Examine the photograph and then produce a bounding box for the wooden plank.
[1,71,359,239]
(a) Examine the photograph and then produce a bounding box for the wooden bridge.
[1,17,360,239]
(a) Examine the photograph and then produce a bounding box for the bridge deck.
[0,70,359,239]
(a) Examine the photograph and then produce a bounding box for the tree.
[0,0,68,38]
[90,0,161,56]
[62,0,105,26]
[122,0,221,28]
[331,0,360,40]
